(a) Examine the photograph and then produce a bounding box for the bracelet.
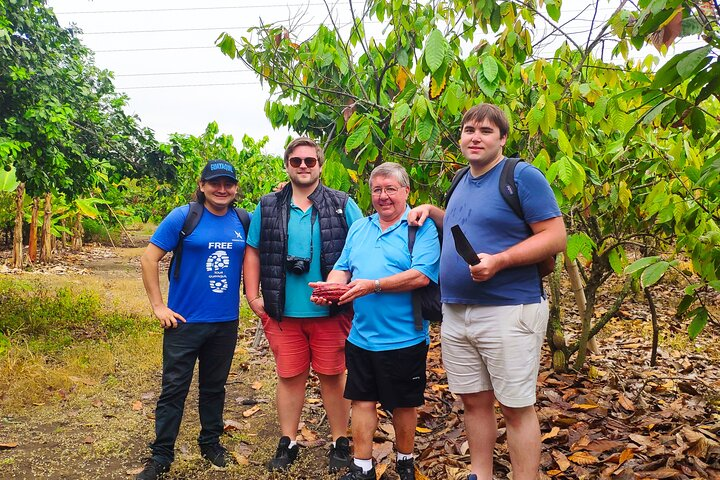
[374,279,382,293]
[248,296,262,304]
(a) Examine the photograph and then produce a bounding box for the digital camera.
[286,256,311,274]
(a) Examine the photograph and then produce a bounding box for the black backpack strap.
[170,202,204,280]
[499,158,524,219]
[444,166,470,207]
[234,207,250,235]
[407,225,423,331]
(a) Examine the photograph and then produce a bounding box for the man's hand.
[247,295,267,318]
[407,205,431,226]
[152,305,186,329]
[336,279,374,304]
[468,253,504,282]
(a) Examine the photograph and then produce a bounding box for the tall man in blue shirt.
[311,162,440,480]
[409,104,567,480]
[243,137,363,473]
[137,160,248,480]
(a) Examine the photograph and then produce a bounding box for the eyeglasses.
[371,186,403,196]
[288,156,318,168]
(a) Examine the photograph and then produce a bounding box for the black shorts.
[343,340,428,411]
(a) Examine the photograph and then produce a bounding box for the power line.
[115,70,250,77]
[55,4,326,14]
[81,20,379,35]
[96,46,216,52]
[117,82,259,89]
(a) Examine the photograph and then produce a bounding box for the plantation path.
[1,243,720,479]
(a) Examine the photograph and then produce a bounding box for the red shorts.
[261,311,352,378]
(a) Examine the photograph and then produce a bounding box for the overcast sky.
[47,1,703,157]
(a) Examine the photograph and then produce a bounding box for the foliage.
[0,0,156,199]
[220,0,720,356]
[152,122,285,215]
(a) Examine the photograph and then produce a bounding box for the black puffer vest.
[259,182,351,320]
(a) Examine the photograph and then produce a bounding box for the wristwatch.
[374,279,382,293]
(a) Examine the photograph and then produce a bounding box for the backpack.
[169,201,250,280]
[408,225,443,331]
[444,158,555,277]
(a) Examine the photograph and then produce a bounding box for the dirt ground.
[0,245,352,480]
[1,243,720,480]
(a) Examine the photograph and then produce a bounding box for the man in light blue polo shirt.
[311,162,440,480]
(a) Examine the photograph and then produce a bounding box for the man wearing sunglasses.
[243,137,363,473]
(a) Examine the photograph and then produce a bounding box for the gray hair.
[369,162,410,188]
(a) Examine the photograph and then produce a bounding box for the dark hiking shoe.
[396,457,416,480]
[135,458,170,480]
[266,436,299,471]
[339,462,376,480]
[328,436,352,472]
[200,443,232,468]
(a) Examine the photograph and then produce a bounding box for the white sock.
[288,440,297,448]
[353,458,373,473]
[397,451,413,461]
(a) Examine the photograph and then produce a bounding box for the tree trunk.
[565,255,600,356]
[12,183,25,269]
[60,218,68,250]
[72,214,83,250]
[547,255,568,373]
[39,192,52,263]
[28,197,39,263]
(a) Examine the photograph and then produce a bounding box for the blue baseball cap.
[201,159,237,182]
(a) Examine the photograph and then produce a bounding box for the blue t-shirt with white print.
[150,204,249,322]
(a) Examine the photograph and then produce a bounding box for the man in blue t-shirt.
[311,162,440,480]
[242,137,363,473]
[136,160,248,480]
[409,104,566,480]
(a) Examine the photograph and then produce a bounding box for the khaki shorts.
[440,300,548,408]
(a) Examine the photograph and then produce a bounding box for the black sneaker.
[200,443,232,468]
[396,457,416,480]
[135,458,170,480]
[266,436,299,471]
[339,462,376,480]
[328,436,352,472]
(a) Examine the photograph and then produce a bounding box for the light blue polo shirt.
[247,197,362,317]
[334,207,440,352]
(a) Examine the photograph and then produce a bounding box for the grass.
[0,276,161,411]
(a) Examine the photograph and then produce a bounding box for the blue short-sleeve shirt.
[441,158,561,305]
[150,204,249,323]
[246,197,363,317]
[334,206,440,351]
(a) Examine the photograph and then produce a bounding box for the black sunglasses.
[288,156,318,168]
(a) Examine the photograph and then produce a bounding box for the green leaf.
[676,45,711,79]
[640,260,670,288]
[556,130,572,156]
[482,56,498,82]
[345,123,370,152]
[624,256,661,275]
[424,29,448,73]
[608,248,624,275]
[0,166,20,192]
[477,71,498,97]
[416,115,435,142]
[676,294,694,316]
[688,308,708,340]
[566,232,596,262]
[391,102,411,127]
[689,108,706,139]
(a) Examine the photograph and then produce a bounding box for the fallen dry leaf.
[242,405,261,418]
[541,426,561,442]
[551,449,570,471]
[131,400,143,411]
[223,419,243,431]
[251,381,263,390]
[568,451,599,465]
[0,442,18,449]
